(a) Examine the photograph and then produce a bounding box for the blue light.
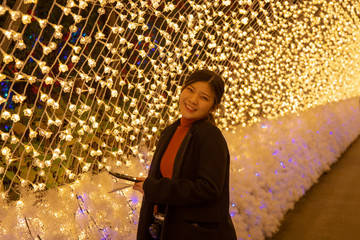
[77,208,85,215]
[131,196,139,204]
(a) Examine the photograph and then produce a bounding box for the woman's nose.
[189,94,199,104]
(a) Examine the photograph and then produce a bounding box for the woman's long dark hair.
[182,69,224,123]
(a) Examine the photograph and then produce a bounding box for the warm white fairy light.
[1,110,11,120]
[1,132,9,141]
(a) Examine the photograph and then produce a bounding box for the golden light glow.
[0,0,359,202]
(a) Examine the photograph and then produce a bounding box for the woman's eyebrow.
[190,85,213,98]
[199,91,212,99]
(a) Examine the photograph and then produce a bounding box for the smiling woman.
[180,80,215,120]
[133,70,236,240]
[180,70,225,123]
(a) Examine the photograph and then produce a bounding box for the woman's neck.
[180,117,203,127]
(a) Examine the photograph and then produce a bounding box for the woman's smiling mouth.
[185,103,196,112]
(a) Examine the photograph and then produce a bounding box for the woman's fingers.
[133,178,145,194]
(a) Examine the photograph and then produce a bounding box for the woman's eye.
[201,96,209,101]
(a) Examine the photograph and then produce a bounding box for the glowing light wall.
[1,0,360,239]
[1,97,359,240]
[226,97,360,239]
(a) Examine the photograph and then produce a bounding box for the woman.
[133,70,237,240]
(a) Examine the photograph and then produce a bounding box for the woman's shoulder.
[159,119,180,136]
[164,119,180,129]
[193,119,223,137]
[193,119,229,151]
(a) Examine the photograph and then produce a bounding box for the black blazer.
[137,118,237,240]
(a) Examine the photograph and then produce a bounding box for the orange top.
[160,118,196,178]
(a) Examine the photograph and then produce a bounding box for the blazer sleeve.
[142,124,228,206]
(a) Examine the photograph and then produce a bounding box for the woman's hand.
[133,177,146,194]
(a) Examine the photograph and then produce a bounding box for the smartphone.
[109,171,142,182]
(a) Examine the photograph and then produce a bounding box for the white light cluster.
[0,0,359,213]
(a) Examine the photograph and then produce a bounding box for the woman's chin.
[182,114,194,119]
[182,113,209,120]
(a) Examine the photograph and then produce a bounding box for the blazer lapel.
[171,118,206,179]
[171,130,193,179]
[149,120,180,178]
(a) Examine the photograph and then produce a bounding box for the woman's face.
[179,81,215,120]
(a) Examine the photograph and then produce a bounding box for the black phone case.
[109,172,142,182]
